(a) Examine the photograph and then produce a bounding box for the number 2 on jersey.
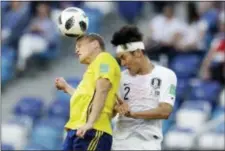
[124,86,130,100]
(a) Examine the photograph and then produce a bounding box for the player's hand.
[114,94,123,112]
[119,102,130,116]
[76,123,93,138]
[114,104,120,113]
[55,77,68,92]
[115,95,130,116]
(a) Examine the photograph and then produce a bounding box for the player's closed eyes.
[118,55,125,61]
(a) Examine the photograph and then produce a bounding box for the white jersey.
[113,65,177,142]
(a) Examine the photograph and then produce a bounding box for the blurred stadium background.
[1,1,224,150]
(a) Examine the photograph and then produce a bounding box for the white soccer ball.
[58,7,89,37]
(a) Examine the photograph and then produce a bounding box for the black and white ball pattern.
[58,7,88,37]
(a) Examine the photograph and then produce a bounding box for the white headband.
[116,41,145,53]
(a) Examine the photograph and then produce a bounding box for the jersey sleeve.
[94,54,117,85]
[159,71,177,106]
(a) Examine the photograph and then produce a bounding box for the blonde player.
[55,33,121,151]
[111,25,177,150]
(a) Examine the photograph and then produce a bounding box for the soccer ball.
[58,7,89,37]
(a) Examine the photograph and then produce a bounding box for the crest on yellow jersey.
[100,64,109,73]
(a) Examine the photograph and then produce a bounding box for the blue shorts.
[63,129,112,151]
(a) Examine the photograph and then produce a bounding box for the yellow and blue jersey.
[65,52,121,135]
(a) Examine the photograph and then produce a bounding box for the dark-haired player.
[55,33,121,151]
[111,25,177,150]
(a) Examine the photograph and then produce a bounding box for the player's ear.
[91,40,99,49]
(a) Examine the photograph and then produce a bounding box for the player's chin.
[128,69,133,74]
[128,69,137,75]
[78,57,85,64]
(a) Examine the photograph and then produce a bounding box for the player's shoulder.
[153,65,177,78]
[95,52,118,65]
[121,65,176,76]
[97,52,114,60]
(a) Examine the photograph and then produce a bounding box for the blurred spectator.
[151,1,171,13]
[148,4,183,46]
[16,3,58,73]
[50,1,83,9]
[200,11,225,85]
[1,2,29,45]
[197,2,220,50]
[117,1,143,23]
[176,2,207,52]
[146,4,185,63]
[83,2,115,33]
[84,1,115,16]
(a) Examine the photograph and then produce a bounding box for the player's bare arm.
[112,94,124,118]
[86,78,112,125]
[113,95,130,116]
[76,78,112,138]
[55,77,76,96]
[128,102,173,119]
[116,97,173,120]
[64,85,76,96]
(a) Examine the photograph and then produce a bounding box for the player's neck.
[138,57,154,75]
[87,51,102,64]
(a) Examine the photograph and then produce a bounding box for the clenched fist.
[55,77,68,92]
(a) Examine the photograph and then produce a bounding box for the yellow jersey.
[65,52,121,135]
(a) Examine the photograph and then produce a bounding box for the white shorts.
[112,133,162,150]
